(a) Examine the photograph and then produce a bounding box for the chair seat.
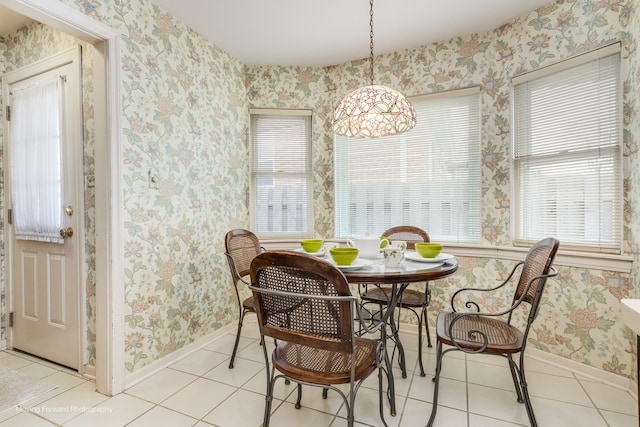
[272,337,378,385]
[428,238,559,427]
[436,311,524,354]
[361,286,426,308]
[243,296,255,312]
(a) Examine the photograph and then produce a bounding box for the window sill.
[262,240,634,273]
[445,244,633,273]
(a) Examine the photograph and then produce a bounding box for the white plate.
[405,252,454,263]
[294,248,325,257]
[326,258,373,271]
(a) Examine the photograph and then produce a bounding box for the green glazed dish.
[415,242,442,258]
[300,239,323,252]
[329,247,359,265]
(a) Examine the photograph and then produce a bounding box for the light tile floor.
[0,321,638,426]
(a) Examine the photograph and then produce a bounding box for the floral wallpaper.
[246,0,639,381]
[0,23,97,365]
[57,0,250,372]
[0,0,628,383]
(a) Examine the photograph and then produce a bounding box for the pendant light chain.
[369,0,375,86]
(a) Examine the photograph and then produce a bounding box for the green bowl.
[415,242,442,258]
[300,239,323,252]
[329,247,359,265]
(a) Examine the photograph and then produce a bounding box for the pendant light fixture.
[332,0,416,138]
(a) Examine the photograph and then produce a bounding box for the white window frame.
[249,108,314,239]
[511,43,623,253]
[334,87,482,242]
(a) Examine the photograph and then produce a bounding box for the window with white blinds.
[250,109,313,238]
[335,87,481,242]
[512,45,622,253]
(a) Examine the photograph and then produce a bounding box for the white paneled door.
[3,47,83,370]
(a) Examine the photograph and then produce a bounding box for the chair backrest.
[225,229,262,285]
[513,237,560,321]
[250,251,355,354]
[382,225,430,249]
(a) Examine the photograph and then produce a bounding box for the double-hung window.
[512,44,622,253]
[250,109,313,239]
[334,87,481,242]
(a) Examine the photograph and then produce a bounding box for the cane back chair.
[224,228,264,369]
[250,250,388,427]
[427,237,559,427]
[359,225,432,376]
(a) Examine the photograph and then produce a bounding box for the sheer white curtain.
[10,76,65,243]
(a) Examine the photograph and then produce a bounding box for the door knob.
[59,227,74,238]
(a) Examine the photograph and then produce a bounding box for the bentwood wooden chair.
[359,225,432,376]
[427,237,559,427]
[250,250,388,427]
[224,228,264,369]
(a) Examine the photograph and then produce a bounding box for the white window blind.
[513,46,622,252]
[335,88,481,242]
[250,109,313,238]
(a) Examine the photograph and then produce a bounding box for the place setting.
[330,236,408,271]
[295,236,455,271]
[325,247,374,271]
[404,242,454,264]
[294,239,325,256]
[326,234,395,270]
[377,239,453,270]
[295,238,376,270]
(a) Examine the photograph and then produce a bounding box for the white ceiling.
[149,0,553,67]
[0,1,553,67]
[0,5,33,37]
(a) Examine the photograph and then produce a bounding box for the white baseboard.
[526,347,634,393]
[83,364,96,380]
[397,322,635,396]
[123,322,236,390]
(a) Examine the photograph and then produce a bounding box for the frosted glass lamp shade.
[333,84,416,138]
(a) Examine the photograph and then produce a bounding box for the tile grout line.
[572,370,620,427]
[2,332,638,426]
[575,370,613,426]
